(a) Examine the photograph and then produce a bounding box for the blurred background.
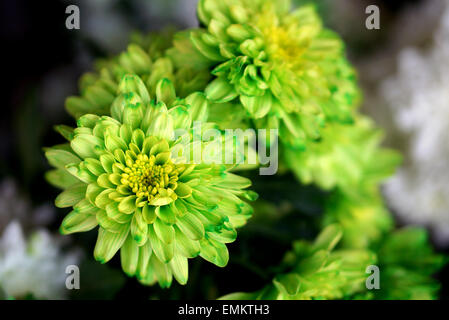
[1,0,449,299]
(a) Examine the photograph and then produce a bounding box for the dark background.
[1,0,448,299]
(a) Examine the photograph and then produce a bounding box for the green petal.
[120,235,139,276]
[136,240,153,280]
[156,78,177,106]
[206,226,237,244]
[119,44,152,74]
[190,30,223,61]
[104,132,127,153]
[54,125,74,141]
[84,158,105,176]
[176,213,205,240]
[86,183,104,205]
[60,209,98,234]
[45,148,81,169]
[148,255,173,288]
[155,205,176,225]
[55,183,87,208]
[313,224,343,252]
[95,189,114,209]
[174,226,201,258]
[131,129,146,150]
[218,172,252,189]
[122,102,144,130]
[142,204,157,224]
[94,225,130,263]
[71,134,103,159]
[169,254,188,285]
[240,92,272,118]
[148,225,174,263]
[45,169,80,190]
[226,24,256,42]
[146,109,174,141]
[96,209,125,233]
[185,92,208,123]
[118,73,151,103]
[106,202,133,224]
[97,173,115,188]
[273,273,301,296]
[65,96,94,118]
[174,182,192,198]
[131,208,148,245]
[66,163,96,184]
[206,77,238,103]
[118,195,137,214]
[154,218,175,244]
[199,238,229,267]
[77,114,100,128]
[169,106,192,130]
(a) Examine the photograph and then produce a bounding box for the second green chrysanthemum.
[177,0,360,147]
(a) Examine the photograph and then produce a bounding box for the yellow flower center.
[120,153,181,203]
[262,24,309,70]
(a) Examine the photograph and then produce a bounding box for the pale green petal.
[94,225,130,263]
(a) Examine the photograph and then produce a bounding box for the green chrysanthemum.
[178,0,360,147]
[45,75,257,288]
[284,115,401,197]
[323,189,393,249]
[351,228,447,300]
[66,29,211,119]
[372,228,446,300]
[220,225,376,300]
[282,115,400,248]
[220,224,446,300]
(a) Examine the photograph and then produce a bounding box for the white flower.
[0,221,80,299]
[0,179,54,233]
[381,2,449,246]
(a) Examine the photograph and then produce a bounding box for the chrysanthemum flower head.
[374,228,447,300]
[183,0,360,147]
[220,224,376,300]
[284,115,402,196]
[66,29,211,119]
[45,75,256,288]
